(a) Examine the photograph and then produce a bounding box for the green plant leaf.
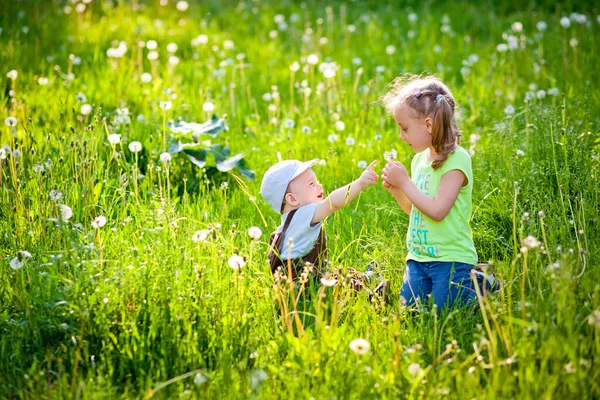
[216,153,245,172]
[184,149,208,168]
[167,114,227,139]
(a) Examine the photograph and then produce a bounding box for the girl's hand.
[382,161,409,189]
[358,160,379,189]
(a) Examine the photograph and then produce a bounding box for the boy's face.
[393,103,433,153]
[285,168,324,209]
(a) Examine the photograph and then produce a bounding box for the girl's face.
[393,103,433,153]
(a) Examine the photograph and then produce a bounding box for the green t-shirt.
[406,146,478,265]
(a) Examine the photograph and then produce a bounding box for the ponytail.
[431,94,459,170]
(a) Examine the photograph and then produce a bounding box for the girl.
[380,75,478,311]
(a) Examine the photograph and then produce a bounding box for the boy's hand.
[382,161,409,189]
[358,160,379,189]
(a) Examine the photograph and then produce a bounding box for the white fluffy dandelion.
[307,54,319,65]
[159,101,172,111]
[140,72,152,83]
[523,235,541,249]
[81,104,92,115]
[6,70,18,80]
[58,204,73,221]
[159,152,172,163]
[357,160,368,169]
[5,117,17,127]
[407,363,422,377]
[385,45,396,55]
[108,134,121,145]
[335,121,345,131]
[203,101,215,112]
[91,215,107,229]
[49,190,63,201]
[192,229,210,243]
[349,338,370,355]
[248,226,262,240]
[129,141,143,153]
[228,255,245,269]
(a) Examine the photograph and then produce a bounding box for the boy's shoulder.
[279,203,320,229]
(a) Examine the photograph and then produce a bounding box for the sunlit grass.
[1,1,599,398]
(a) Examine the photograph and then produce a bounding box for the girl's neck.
[427,146,442,161]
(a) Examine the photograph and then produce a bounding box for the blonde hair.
[381,75,460,170]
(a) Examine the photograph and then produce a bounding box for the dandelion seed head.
[76,93,87,103]
[129,141,143,153]
[59,204,73,221]
[407,363,422,377]
[248,226,262,240]
[49,190,63,201]
[108,134,121,145]
[349,338,370,355]
[5,117,17,127]
[560,17,571,28]
[140,72,152,83]
[91,215,107,229]
[192,229,210,243]
[203,102,215,112]
[160,152,172,163]
[328,134,338,142]
[228,255,245,269]
[81,104,92,115]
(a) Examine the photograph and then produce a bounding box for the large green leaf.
[167,114,227,139]
[216,153,244,172]
[184,148,208,168]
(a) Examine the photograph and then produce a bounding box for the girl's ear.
[425,117,433,134]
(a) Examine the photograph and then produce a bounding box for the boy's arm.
[311,160,378,224]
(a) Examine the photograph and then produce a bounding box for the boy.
[260,158,389,298]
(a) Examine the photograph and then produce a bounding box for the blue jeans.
[400,260,476,311]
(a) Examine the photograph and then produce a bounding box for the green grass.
[1,0,599,398]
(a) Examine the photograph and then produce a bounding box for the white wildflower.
[58,204,73,221]
[159,152,172,163]
[228,255,245,269]
[108,134,121,145]
[349,338,370,355]
[81,104,92,115]
[203,101,215,112]
[129,141,142,153]
[248,226,262,240]
[91,215,107,229]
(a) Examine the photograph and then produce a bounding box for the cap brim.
[290,159,319,181]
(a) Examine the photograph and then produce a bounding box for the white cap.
[260,159,319,214]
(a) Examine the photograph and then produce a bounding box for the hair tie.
[436,94,444,102]
[414,91,421,98]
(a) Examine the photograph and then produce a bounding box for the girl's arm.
[312,160,378,224]
[384,181,412,215]
[382,161,465,222]
[399,170,464,221]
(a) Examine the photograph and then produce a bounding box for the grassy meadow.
[1,0,599,398]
